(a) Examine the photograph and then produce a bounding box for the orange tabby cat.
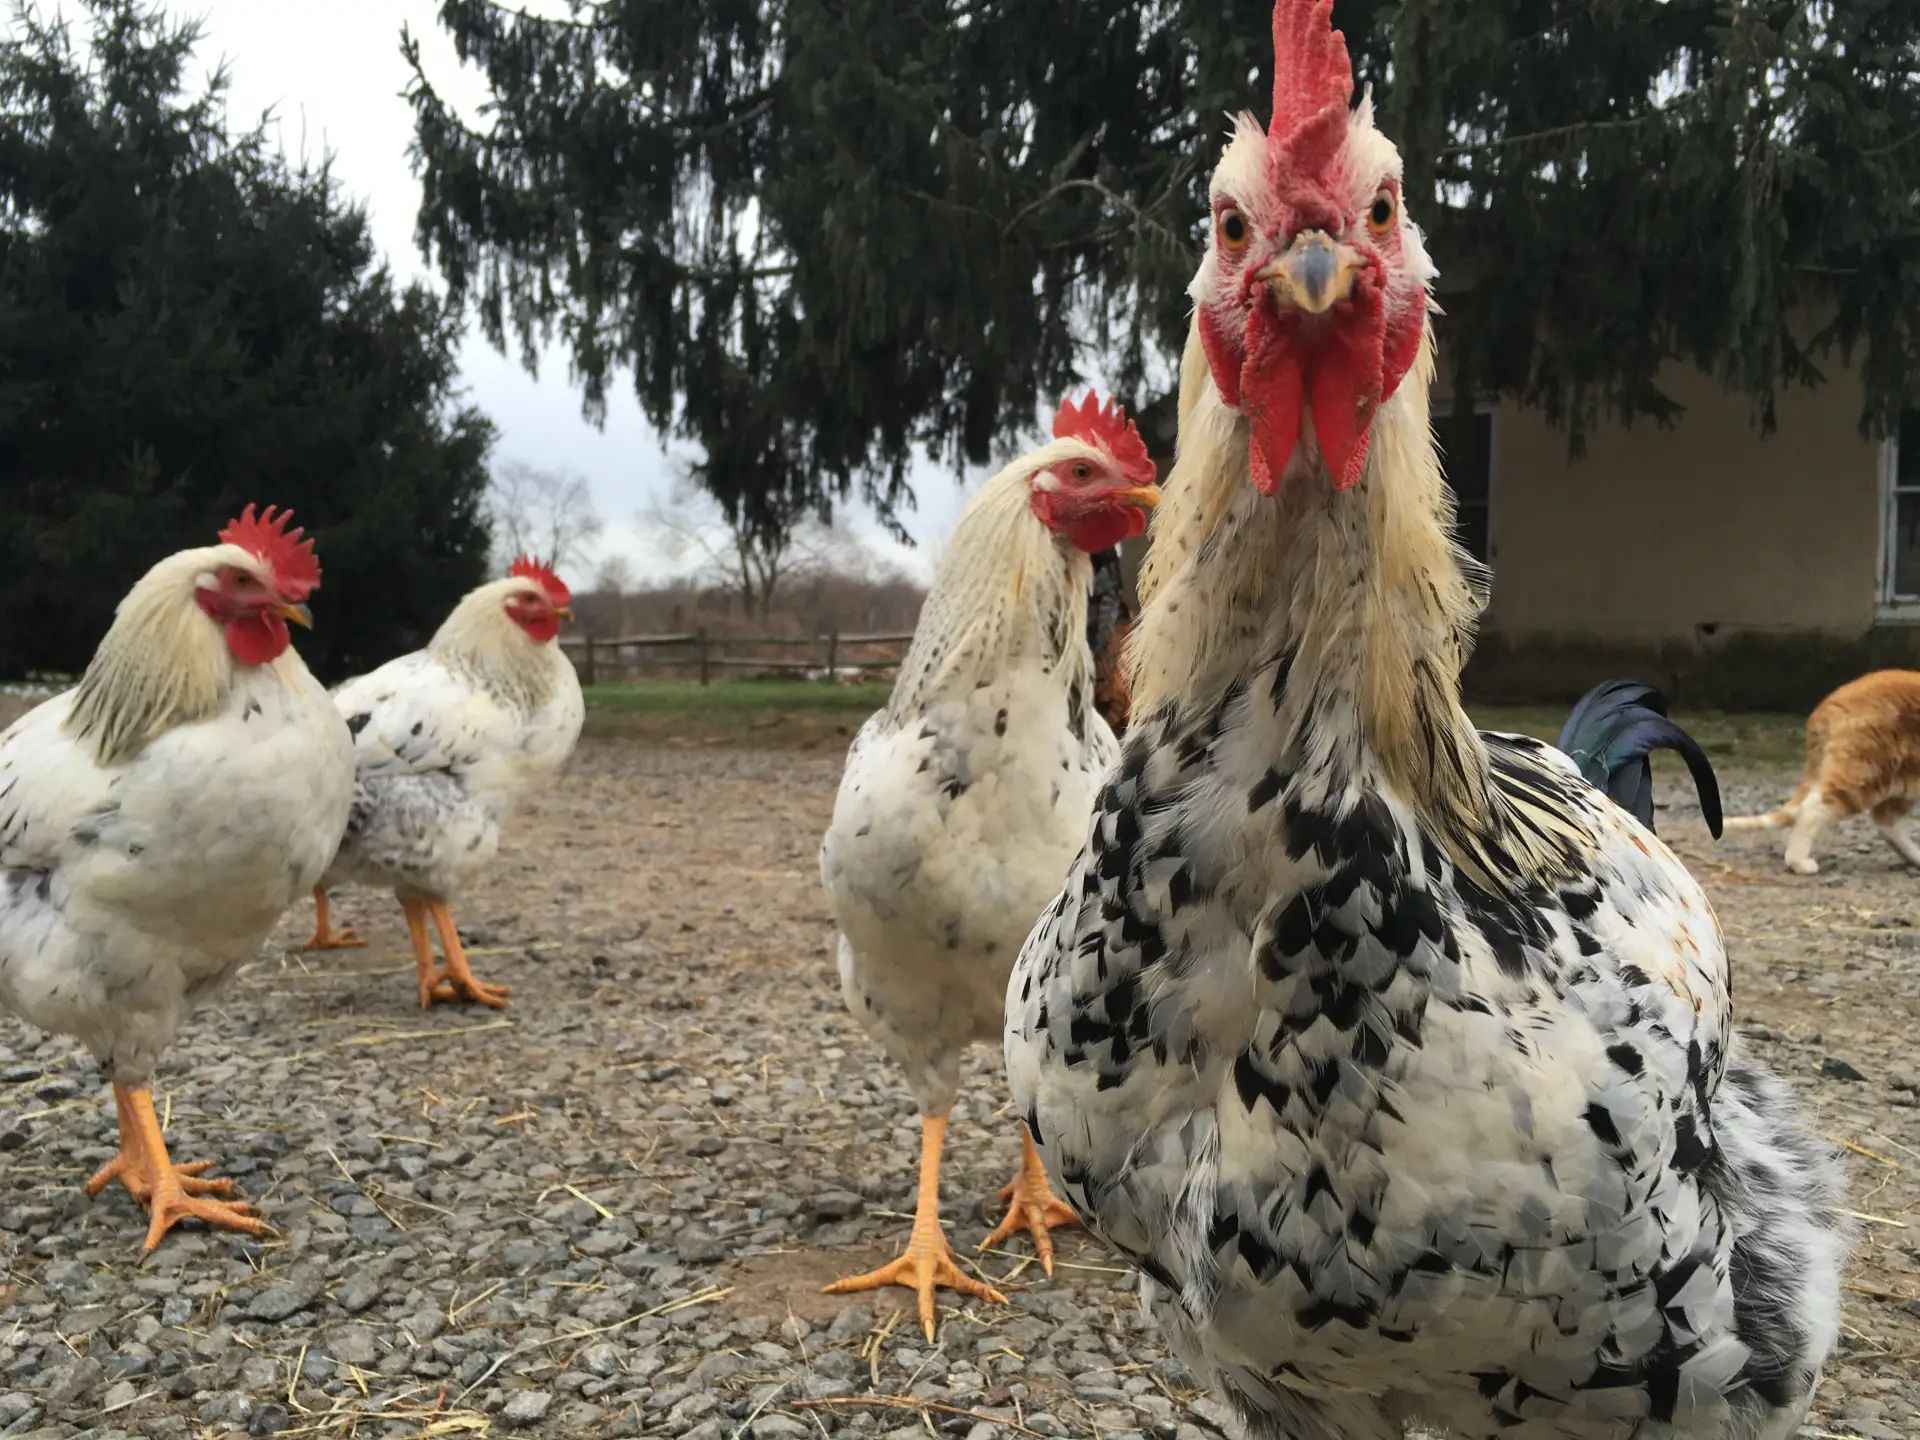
[1726,668,1920,874]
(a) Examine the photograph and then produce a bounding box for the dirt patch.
[0,738,1913,1440]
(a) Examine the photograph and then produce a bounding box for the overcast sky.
[63,0,986,585]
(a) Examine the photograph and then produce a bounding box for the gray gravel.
[0,742,1914,1439]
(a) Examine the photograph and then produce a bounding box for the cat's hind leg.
[1871,798,1920,870]
[1784,790,1838,875]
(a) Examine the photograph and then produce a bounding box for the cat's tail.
[1722,781,1811,831]
[1724,712,1828,831]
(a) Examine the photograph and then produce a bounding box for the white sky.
[41,0,987,585]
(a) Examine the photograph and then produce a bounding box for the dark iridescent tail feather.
[1555,678,1724,838]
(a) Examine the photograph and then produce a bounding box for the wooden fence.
[558,630,915,685]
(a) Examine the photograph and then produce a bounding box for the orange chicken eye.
[1367,189,1396,235]
[1218,209,1249,252]
[1072,464,1091,480]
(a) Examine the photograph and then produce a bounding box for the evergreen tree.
[408,0,1919,528]
[0,0,495,681]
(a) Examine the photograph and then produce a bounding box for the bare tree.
[487,460,604,575]
[640,477,894,621]
[592,554,635,596]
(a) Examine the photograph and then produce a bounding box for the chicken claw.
[403,898,513,1009]
[822,1114,1006,1340]
[980,1126,1080,1273]
[85,1085,274,1252]
[300,886,366,951]
[143,1173,273,1254]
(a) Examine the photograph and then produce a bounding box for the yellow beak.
[275,602,313,629]
[1258,231,1365,315]
[555,604,575,621]
[1118,484,1161,510]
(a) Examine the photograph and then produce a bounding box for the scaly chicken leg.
[980,1124,1080,1272]
[823,1113,1007,1340]
[300,886,366,951]
[84,1084,273,1251]
[403,896,513,1009]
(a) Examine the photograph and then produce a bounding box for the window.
[1882,408,1920,606]
[1433,407,1496,564]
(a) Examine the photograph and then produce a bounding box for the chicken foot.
[84,1084,274,1252]
[980,1125,1080,1273]
[822,1113,1007,1341]
[404,897,513,1009]
[300,886,366,951]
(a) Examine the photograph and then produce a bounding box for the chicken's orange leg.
[822,1113,1007,1340]
[402,898,440,1009]
[419,898,512,1009]
[300,886,366,951]
[84,1084,271,1251]
[980,1124,1080,1273]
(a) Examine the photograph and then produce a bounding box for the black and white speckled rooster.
[301,558,583,1009]
[1005,4,1847,1436]
[820,393,1159,1338]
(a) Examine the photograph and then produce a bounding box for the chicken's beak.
[1258,232,1365,315]
[275,602,313,629]
[1117,484,1161,510]
[555,604,575,622]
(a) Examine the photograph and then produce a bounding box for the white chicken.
[301,557,583,1009]
[1006,5,1846,1438]
[0,507,353,1251]
[819,392,1160,1338]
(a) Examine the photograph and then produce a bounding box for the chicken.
[302,558,583,1010]
[820,392,1160,1339]
[1555,679,1724,839]
[0,507,353,1251]
[1087,546,1135,734]
[1005,6,1847,1437]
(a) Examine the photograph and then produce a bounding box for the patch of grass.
[1470,706,1808,770]
[582,680,1810,769]
[584,679,891,747]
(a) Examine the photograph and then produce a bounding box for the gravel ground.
[0,738,1916,1440]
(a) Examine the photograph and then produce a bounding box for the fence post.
[825,629,839,683]
[697,628,711,686]
[583,636,598,687]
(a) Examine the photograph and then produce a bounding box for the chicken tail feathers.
[1555,678,1724,839]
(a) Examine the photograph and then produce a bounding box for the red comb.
[1268,0,1354,170]
[510,555,571,608]
[219,505,320,601]
[1051,390,1156,485]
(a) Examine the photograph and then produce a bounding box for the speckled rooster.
[1006,4,1846,1437]
[302,558,583,1008]
[820,393,1159,1338]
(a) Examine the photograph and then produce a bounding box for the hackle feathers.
[888,440,1098,721]
[430,576,572,714]
[63,544,260,766]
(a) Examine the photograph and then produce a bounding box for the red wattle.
[513,613,562,644]
[225,613,290,666]
[1240,309,1304,497]
[1198,307,1244,409]
[1061,504,1146,556]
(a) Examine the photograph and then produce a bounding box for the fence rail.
[558,629,915,685]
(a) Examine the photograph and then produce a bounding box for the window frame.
[1879,410,1920,619]
[1432,401,1500,566]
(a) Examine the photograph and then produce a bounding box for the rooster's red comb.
[219,505,320,601]
[1268,0,1354,172]
[1051,390,1156,485]
[510,555,571,608]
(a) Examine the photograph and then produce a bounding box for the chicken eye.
[1218,209,1249,252]
[1072,464,1092,481]
[1367,189,1396,236]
